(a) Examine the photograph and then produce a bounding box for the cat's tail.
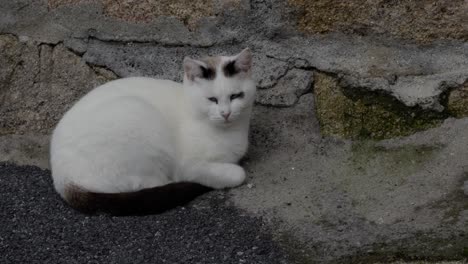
[62,182,213,216]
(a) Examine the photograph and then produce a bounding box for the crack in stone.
[257,67,290,90]
[84,35,214,48]
[62,44,119,78]
[254,101,300,108]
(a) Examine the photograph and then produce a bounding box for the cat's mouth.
[211,116,235,126]
[220,119,234,126]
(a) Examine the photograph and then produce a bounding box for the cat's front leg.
[181,162,246,189]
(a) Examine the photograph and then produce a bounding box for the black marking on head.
[223,60,238,77]
[208,97,218,104]
[200,66,216,80]
[230,92,244,101]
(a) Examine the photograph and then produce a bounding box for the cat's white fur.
[50,49,255,197]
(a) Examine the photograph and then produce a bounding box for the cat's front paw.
[222,164,246,188]
[187,162,246,189]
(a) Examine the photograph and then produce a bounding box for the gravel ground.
[0,163,290,264]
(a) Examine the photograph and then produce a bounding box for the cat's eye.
[208,97,218,104]
[230,92,244,101]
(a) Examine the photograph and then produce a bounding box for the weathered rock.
[256,69,312,107]
[289,0,468,43]
[2,0,250,46]
[0,35,116,135]
[82,39,193,80]
[48,0,214,30]
[252,55,289,89]
[314,72,446,139]
[48,0,249,30]
[0,35,20,90]
[448,82,468,118]
[261,36,468,112]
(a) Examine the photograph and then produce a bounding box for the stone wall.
[0,35,116,136]
[1,0,467,140]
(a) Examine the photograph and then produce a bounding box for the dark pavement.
[0,163,290,264]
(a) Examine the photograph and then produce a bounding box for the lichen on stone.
[288,0,468,43]
[48,0,214,30]
[313,72,446,140]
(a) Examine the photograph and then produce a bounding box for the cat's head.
[183,48,256,126]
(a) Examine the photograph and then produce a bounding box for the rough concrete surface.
[0,0,467,263]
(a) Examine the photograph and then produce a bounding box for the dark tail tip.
[63,182,213,216]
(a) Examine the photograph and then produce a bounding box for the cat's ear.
[235,48,252,72]
[183,57,215,81]
[223,48,252,77]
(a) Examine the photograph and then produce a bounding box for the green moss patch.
[314,72,446,140]
[447,83,468,118]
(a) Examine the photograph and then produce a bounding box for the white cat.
[50,48,256,215]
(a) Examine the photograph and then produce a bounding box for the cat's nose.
[222,112,231,120]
